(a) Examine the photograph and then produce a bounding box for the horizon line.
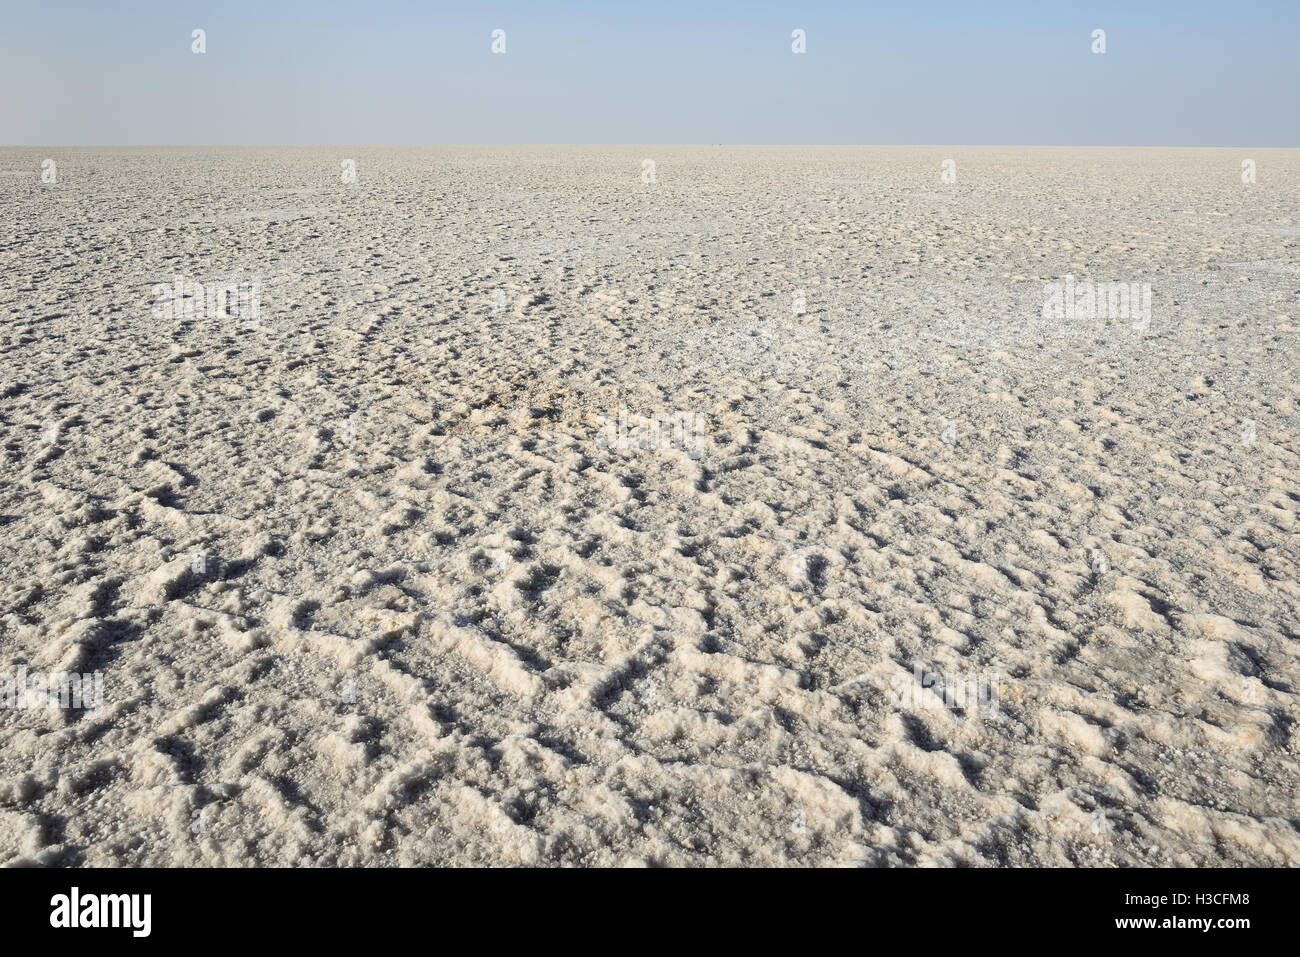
[4,142,1299,150]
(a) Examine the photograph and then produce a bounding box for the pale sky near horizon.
[2,0,1297,146]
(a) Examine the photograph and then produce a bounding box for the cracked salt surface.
[0,146,1298,866]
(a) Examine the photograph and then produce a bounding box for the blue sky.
[2,0,1296,145]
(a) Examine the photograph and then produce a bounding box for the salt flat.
[1,146,1298,866]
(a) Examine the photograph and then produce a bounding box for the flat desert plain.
[1,146,1298,866]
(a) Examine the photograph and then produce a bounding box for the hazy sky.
[3,0,1297,145]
